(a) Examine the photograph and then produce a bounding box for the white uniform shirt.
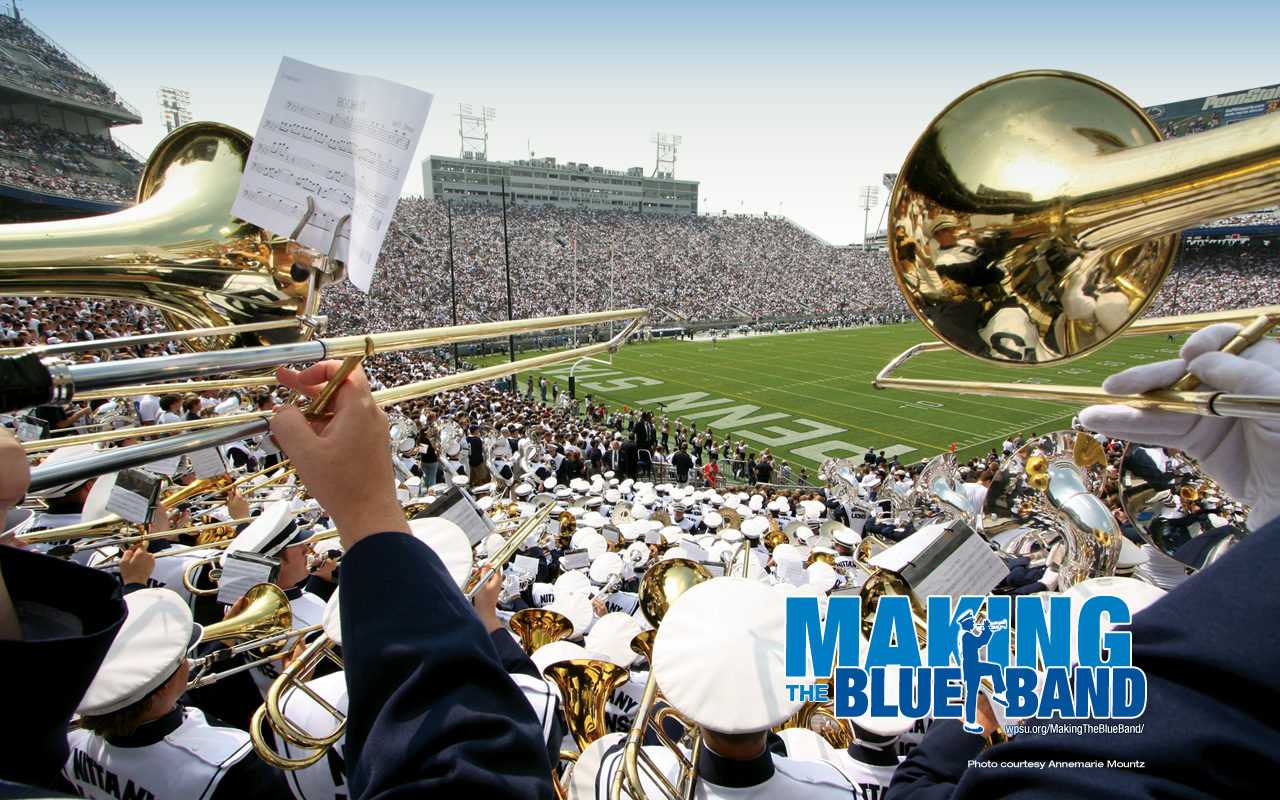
[578,738,855,799]
[65,707,252,800]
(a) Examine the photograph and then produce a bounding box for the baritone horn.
[875,70,1280,420]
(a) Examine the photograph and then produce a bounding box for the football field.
[494,324,1180,472]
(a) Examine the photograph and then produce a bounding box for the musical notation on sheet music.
[284,101,415,150]
[238,188,352,238]
[231,57,433,291]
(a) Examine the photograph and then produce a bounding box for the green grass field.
[481,324,1181,471]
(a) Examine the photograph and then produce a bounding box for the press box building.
[423,153,699,215]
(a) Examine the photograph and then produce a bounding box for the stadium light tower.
[651,132,681,178]
[157,87,192,134]
[457,104,496,160]
[859,185,879,251]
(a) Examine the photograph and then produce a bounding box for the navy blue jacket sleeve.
[339,531,554,799]
[0,546,126,789]
[491,628,540,680]
[926,515,1280,799]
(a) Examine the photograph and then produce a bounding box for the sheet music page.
[232,56,433,291]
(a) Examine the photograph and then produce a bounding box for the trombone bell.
[877,70,1280,419]
[891,70,1280,366]
[0,122,320,352]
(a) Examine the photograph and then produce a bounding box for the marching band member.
[573,577,856,798]
[269,359,554,798]
[186,501,327,731]
[888,323,1280,799]
[1,425,130,792]
[64,588,290,800]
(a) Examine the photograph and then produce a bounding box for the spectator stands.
[0,14,136,114]
[0,118,141,204]
[0,11,142,216]
[318,199,903,341]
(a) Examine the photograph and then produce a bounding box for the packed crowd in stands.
[1194,207,1280,228]
[0,161,133,203]
[0,14,131,112]
[1143,238,1280,316]
[0,118,140,204]
[319,198,905,339]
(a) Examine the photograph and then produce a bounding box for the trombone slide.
[28,314,645,494]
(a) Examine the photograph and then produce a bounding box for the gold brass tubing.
[873,376,1232,414]
[1168,313,1280,392]
[306,338,371,420]
[84,516,255,560]
[314,308,646,362]
[1125,305,1280,336]
[372,315,645,409]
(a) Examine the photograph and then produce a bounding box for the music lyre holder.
[289,195,352,340]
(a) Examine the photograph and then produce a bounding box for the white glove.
[1078,323,1280,530]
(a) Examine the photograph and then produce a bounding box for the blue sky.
[20,0,1279,245]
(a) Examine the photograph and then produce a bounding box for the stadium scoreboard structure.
[1144,83,1280,139]
[424,153,699,215]
[1144,82,1280,240]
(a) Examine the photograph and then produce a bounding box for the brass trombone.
[27,311,646,495]
[462,502,557,600]
[186,583,322,690]
[875,70,1280,419]
[250,633,345,770]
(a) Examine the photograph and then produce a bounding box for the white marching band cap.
[408,517,472,588]
[740,516,771,539]
[703,511,723,530]
[530,640,590,676]
[584,534,609,560]
[480,533,506,559]
[589,552,625,585]
[78,589,203,716]
[652,577,805,733]
[545,590,594,638]
[807,561,838,593]
[29,445,98,499]
[221,500,308,566]
[832,526,861,548]
[585,612,643,668]
[555,570,592,597]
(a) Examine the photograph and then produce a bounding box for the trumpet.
[875,70,1280,420]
